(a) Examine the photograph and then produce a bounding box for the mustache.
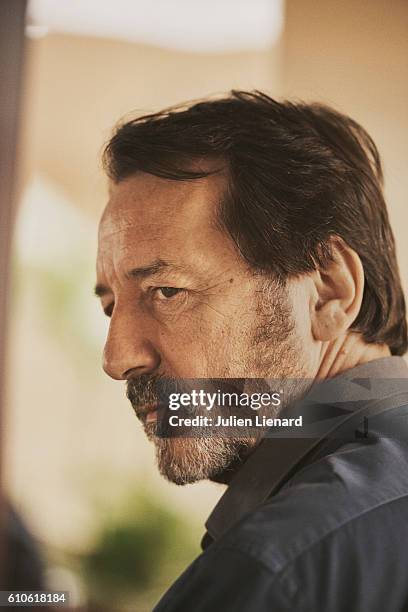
[126,375,185,418]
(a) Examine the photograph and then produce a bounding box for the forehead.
[97,170,238,277]
[100,170,223,236]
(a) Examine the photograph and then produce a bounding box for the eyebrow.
[94,259,183,298]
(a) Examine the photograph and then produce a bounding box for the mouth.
[135,403,160,424]
[145,407,158,423]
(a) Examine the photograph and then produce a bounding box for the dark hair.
[103,90,407,356]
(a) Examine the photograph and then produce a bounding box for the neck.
[211,333,391,486]
[210,443,257,485]
[315,332,391,380]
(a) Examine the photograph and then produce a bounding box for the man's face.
[96,169,310,484]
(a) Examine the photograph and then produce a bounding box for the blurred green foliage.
[11,254,105,377]
[80,490,199,610]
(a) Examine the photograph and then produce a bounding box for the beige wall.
[22,34,278,217]
[282,0,408,287]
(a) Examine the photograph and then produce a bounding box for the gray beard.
[142,372,310,486]
[144,422,253,485]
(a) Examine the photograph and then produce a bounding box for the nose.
[102,309,161,380]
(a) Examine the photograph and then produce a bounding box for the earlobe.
[310,237,364,342]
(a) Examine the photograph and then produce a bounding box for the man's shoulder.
[155,427,408,611]
[219,432,408,577]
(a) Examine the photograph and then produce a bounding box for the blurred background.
[2,0,407,609]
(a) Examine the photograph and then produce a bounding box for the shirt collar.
[203,356,408,547]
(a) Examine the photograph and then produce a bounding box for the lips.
[145,407,158,423]
[135,403,160,423]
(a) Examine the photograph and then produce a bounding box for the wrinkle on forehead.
[96,171,245,290]
[99,172,227,240]
[98,219,175,243]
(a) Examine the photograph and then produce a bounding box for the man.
[95,91,408,611]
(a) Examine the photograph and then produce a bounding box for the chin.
[144,424,253,486]
[155,437,211,485]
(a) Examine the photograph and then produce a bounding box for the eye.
[155,287,183,299]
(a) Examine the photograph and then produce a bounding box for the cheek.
[155,281,258,377]
[158,315,237,377]
[284,278,311,338]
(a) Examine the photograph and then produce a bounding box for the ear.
[311,236,364,342]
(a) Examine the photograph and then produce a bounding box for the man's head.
[96,90,407,484]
